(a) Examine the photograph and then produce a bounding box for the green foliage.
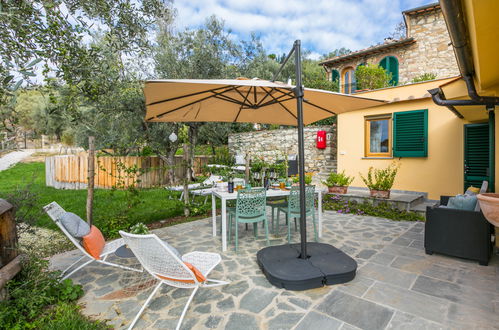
[0,162,185,239]
[355,64,392,90]
[359,162,400,191]
[321,48,352,60]
[211,146,234,166]
[323,194,424,221]
[129,222,150,235]
[0,0,172,134]
[323,171,354,187]
[184,202,212,217]
[0,255,105,329]
[411,73,437,83]
[292,174,313,184]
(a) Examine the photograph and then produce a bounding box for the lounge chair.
[119,231,229,330]
[165,175,222,200]
[43,202,141,280]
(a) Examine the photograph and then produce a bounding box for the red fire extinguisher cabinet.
[316,130,326,149]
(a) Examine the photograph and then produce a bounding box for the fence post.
[0,199,21,301]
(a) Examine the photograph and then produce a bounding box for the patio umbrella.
[144,40,385,290]
[144,79,383,125]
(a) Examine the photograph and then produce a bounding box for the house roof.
[402,2,440,16]
[319,3,440,68]
[319,38,415,66]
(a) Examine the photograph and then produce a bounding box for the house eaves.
[319,38,415,66]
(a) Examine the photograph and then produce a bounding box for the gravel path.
[0,149,34,171]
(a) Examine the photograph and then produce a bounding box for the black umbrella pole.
[294,40,308,259]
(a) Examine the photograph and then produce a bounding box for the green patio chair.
[276,185,318,243]
[266,197,288,234]
[228,188,269,252]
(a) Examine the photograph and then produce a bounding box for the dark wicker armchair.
[425,196,494,266]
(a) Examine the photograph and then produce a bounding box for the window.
[365,115,392,157]
[379,56,399,85]
[331,69,340,83]
[393,109,428,157]
[342,67,356,94]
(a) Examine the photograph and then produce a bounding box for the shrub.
[355,64,392,90]
[323,171,354,187]
[359,162,400,191]
[0,255,105,329]
[323,194,424,221]
[411,73,437,83]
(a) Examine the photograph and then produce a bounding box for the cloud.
[172,0,433,56]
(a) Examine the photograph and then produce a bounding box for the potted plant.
[323,171,354,194]
[292,173,313,185]
[359,163,400,199]
[129,222,150,235]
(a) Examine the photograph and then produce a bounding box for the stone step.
[337,187,426,212]
[409,200,439,216]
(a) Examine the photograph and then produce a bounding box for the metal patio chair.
[228,188,269,252]
[119,231,229,330]
[43,202,141,280]
[276,185,318,243]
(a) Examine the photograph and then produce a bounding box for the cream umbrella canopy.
[144,40,384,290]
[144,78,384,126]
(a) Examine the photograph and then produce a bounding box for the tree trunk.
[182,142,190,217]
[245,152,250,185]
[188,124,199,180]
[86,136,95,226]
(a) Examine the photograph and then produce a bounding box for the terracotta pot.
[477,193,499,227]
[328,186,348,194]
[370,189,390,199]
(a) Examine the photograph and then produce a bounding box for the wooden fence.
[46,155,211,189]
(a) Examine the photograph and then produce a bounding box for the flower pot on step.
[328,186,348,194]
[370,189,390,199]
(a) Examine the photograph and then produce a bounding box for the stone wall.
[326,7,459,86]
[228,125,336,173]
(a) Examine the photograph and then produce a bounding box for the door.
[464,123,490,190]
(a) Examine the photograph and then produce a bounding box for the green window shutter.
[331,70,339,83]
[379,56,399,86]
[393,109,428,157]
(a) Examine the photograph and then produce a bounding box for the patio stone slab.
[317,290,394,330]
[240,288,277,313]
[364,281,449,324]
[386,311,444,330]
[225,313,259,330]
[47,210,498,329]
[412,275,496,312]
[295,311,342,330]
[359,262,417,288]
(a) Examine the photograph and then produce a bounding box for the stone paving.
[50,211,499,329]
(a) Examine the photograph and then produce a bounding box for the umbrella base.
[256,243,357,291]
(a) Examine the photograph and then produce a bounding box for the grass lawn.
[0,162,187,237]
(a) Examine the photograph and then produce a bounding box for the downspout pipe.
[428,88,464,118]
[437,0,499,109]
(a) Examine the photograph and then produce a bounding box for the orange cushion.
[156,262,206,283]
[82,225,105,260]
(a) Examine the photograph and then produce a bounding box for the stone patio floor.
[50,211,499,329]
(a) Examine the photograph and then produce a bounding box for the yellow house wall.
[337,98,469,200]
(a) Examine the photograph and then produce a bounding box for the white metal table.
[211,188,324,252]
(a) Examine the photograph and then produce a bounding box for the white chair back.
[119,231,198,286]
[43,202,94,259]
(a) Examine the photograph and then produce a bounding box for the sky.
[171,0,436,59]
